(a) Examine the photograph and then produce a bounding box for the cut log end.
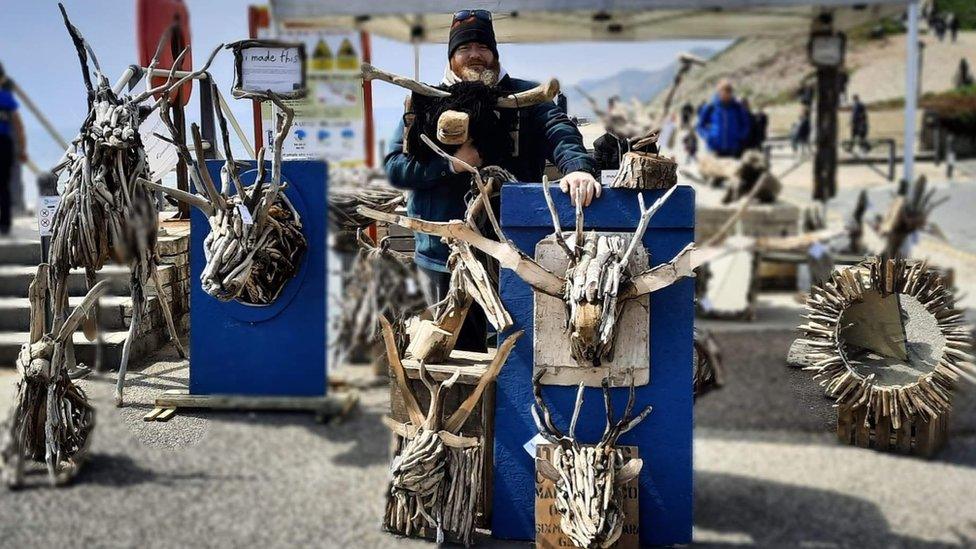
[610,152,677,190]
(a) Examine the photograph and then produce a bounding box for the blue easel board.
[491,183,695,546]
[189,160,327,397]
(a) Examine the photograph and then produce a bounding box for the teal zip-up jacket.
[384,75,597,273]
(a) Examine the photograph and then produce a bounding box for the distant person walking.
[932,13,946,42]
[742,99,768,151]
[850,94,870,152]
[680,101,694,129]
[791,107,812,157]
[682,130,698,165]
[954,58,974,89]
[947,12,959,43]
[0,63,28,236]
[696,79,752,158]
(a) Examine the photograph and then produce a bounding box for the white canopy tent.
[268,0,920,181]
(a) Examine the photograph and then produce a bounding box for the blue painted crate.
[189,160,327,397]
[492,183,695,546]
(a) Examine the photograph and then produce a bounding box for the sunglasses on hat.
[453,9,492,23]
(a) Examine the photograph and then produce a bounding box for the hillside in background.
[564,46,718,118]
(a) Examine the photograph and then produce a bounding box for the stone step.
[0,328,168,370]
[0,238,43,265]
[0,264,176,298]
[0,294,166,331]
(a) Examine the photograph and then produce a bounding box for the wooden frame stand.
[837,405,948,458]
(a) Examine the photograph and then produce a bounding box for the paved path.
[2,334,975,548]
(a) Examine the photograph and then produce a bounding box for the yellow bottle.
[336,37,358,70]
[311,39,334,71]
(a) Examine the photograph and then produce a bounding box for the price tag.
[600,170,617,186]
[523,432,549,458]
[237,203,255,225]
[36,195,61,237]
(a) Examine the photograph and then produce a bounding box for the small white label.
[808,241,827,260]
[523,432,549,458]
[699,296,714,312]
[37,195,61,237]
[237,203,255,225]
[600,170,618,186]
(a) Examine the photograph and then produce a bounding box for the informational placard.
[240,45,305,96]
[535,444,639,549]
[258,28,366,166]
[36,195,60,237]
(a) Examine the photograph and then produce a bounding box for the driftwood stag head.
[142,77,307,306]
[532,371,652,548]
[359,136,695,367]
[361,63,559,164]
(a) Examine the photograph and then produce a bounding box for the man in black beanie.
[385,10,599,352]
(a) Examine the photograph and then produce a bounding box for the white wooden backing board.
[533,232,650,388]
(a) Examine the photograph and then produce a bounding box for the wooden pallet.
[145,389,359,423]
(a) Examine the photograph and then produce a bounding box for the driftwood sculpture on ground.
[142,73,307,306]
[331,231,426,369]
[877,175,946,258]
[361,136,696,368]
[532,371,651,548]
[1,268,109,487]
[798,258,974,446]
[49,5,213,406]
[381,317,522,546]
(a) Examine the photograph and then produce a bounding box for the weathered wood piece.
[610,151,677,190]
[154,388,359,417]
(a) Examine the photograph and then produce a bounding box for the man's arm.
[531,100,600,206]
[384,118,467,191]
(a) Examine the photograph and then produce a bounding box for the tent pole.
[414,41,420,79]
[903,0,919,183]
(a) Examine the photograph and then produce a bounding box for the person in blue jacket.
[696,79,752,159]
[384,10,599,351]
[0,63,28,236]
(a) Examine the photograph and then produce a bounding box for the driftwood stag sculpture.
[381,317,522,545]
[1,268,109,487]
[360,138,695,367]
[50,5,218,406]
[532,371,652,548]
[142,76,307,306]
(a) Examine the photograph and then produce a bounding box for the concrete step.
[0,264,176,298]
[0,328,168,370]
[0,239,42,265]
[0,294,164,331]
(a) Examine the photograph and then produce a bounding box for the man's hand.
[451,140,482,172]
[559,171,602,207]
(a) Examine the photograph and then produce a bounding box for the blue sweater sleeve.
[696,103,712,139]
[383,118,466,190]
[533,101,597,177]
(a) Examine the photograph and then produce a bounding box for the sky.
[0,1,727,205]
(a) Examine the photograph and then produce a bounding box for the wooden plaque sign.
[535,444,639,549]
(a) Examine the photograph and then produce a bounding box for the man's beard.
[455,59,500,85]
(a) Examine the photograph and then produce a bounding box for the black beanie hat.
[448,13,498,59]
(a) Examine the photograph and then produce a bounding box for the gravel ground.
[2,326,975,548]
